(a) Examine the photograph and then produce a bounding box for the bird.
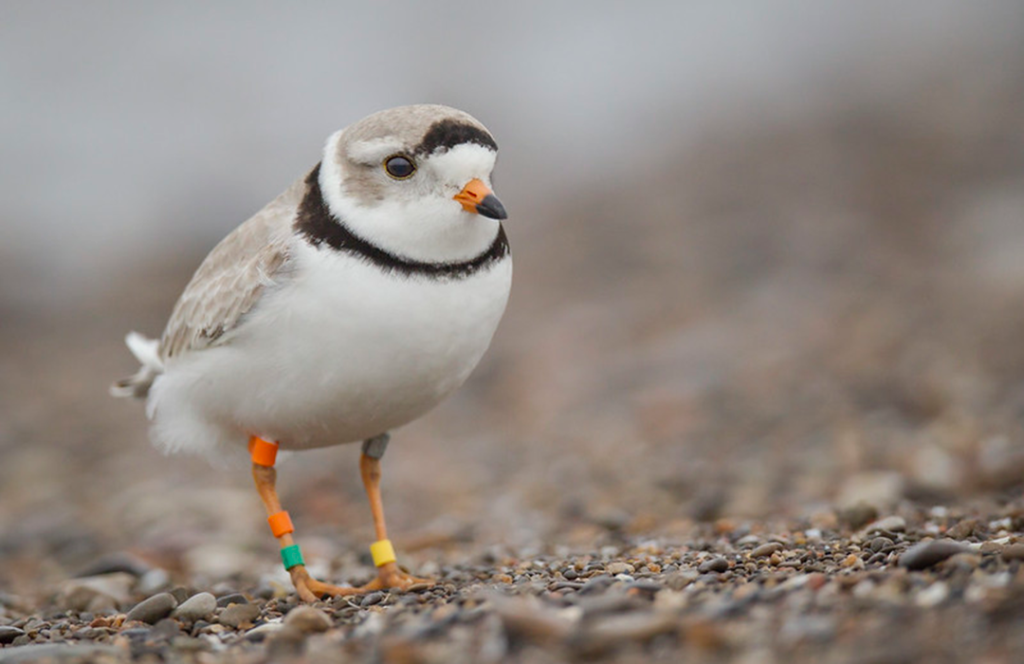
[111,104,512,602]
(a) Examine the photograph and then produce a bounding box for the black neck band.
[294,164,509,279]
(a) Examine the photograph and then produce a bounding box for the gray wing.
[159,174,308,360]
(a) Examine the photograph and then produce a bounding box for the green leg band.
[280,544,305,570]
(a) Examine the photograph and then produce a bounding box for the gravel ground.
[3,48,1024,664]
[4,501,1024,663]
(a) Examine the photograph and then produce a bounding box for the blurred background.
[2,1,1024,592]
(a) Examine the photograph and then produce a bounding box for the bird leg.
[355,434,432,591]
[249,436,360,602]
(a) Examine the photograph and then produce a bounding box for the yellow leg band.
[370,539,396,567]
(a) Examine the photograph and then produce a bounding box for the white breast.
[147,239,511,456]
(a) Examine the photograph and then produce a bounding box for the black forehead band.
[414,119,498,156]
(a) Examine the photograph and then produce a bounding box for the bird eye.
[383,155,416,179]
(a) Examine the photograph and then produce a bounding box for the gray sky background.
[1,1,1021,306]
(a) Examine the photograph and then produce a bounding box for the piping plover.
[112,105,512,601]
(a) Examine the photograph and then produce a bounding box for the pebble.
[605,562,635,575]
[751,543,783,558]
[866,516,907,534]
[946,518,981,540]
[283,606,332,634]
[219,603,261,628]
[172,592,217,622]
[216,593,249,607]
[915,581,950,607]
[841,503,879,529]
[360,592,385,608]
[698,558,730,574]
[1001,544,1024,561]
[137,568,171,595]
[868,537,895,552]
[579,576,615,594]
[0,626,25,644]
[244,622,284,641]
[60,573,135,612]
[899,540,970,570]
[74,552,152,578]
[125,593,178,625]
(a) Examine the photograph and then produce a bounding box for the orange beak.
[453,178,508,220]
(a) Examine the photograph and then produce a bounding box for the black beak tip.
[476,194,508,220]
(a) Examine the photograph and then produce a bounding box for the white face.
[319,130,502,264]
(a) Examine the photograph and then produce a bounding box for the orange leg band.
[249,436,278,467]
[268,511,295,537]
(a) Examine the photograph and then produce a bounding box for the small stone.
[0,626,25,644]
[1001,544,1024,561]
[126,593,178,625]
[74,552,152,578]
[915,581,949,607]
[172,592,217,622]
[866,516,907,534]
[627,579,664,594]
[562,569,578,580]
[60,573,135,612]
[698,558,729,574]
[664,570,699,590]
[245,622,284,641]
[841,553,865,570]
[899,540,970,571]
[946,518,981,540]
[945,552,981,570]
[360,592,385,608]
[605,562,635,575]
[579,575,615,594]
[751,543,783,558]
[137,568,171,595]
[219,603,261,629]
[840,503,878,530]
[868,537,895,552]
[283,606,332,634]
[216,592,249,607]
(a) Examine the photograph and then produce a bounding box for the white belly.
[148,242,511,456]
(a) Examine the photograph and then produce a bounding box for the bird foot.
[289,563,431,602]
[357,561,433,592]
[290,566,361,602]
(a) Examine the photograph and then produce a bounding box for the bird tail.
[110,331,164,399]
